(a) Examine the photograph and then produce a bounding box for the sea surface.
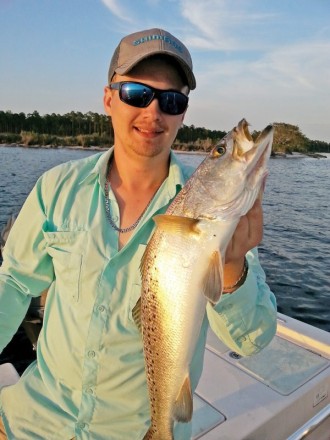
[0,146,329,369]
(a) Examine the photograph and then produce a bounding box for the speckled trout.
[133,119,274,440]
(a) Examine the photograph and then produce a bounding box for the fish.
[133,118,274,440]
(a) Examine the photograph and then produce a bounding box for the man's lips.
[135,126,164,138]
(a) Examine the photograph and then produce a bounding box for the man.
[0,28,277,439]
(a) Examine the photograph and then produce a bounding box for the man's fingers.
[247,198,263,245]
[225,199,264,264]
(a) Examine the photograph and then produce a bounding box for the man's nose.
[142,96,163,118]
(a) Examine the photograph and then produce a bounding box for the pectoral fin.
[202,251,223,305]
[173,375,193,422]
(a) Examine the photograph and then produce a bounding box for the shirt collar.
[79,147,114,189]
[166,150,190,199]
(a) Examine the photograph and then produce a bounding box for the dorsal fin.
[140,243,150,277]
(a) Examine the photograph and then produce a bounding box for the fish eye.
[213,144,226,157]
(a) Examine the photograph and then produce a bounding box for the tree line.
[0,110,226,149]
[0,110,329,153]
[0,110,112,142]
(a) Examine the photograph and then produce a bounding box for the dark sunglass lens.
[159,92,188,115]
[120,83,153,108]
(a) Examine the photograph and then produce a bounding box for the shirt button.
[98,305,105,312]
[88,350,96,358]
[78,422,86,429]
[86,387,94,395]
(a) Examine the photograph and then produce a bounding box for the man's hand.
[223,197,264,292]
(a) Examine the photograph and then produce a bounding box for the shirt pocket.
[128,243,147,325]
[44,231,85,303]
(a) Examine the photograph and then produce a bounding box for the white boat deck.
[192,313,330,439]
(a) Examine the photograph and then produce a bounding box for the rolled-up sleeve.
[0,176,54,353]
[206,247,277,356]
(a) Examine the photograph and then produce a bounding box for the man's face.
[104,58,188,161]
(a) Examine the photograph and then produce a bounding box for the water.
[260,156,330,331]
[0,147,97,228]
[1,146,329,334]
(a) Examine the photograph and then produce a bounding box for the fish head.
[189,119,274,220]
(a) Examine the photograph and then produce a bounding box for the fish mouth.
[236,119,274,179]
[217,119,273,218]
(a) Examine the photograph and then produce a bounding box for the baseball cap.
[108,28,196,90]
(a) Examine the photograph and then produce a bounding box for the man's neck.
[110,147,170,192]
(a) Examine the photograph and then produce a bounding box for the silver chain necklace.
[104,163,161,234]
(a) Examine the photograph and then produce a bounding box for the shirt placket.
[74,261,114,438]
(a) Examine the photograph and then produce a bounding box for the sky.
[0,0,329,142]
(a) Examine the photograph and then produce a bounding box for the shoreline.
[0,142,108,152]
[0,143,207,155]
[0,143,327,158]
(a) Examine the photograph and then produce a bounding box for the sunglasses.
[109,81,189,116]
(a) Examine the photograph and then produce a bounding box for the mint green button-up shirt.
[0,148,277,439]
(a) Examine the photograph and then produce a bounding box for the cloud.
[100,0,133,22]
[192,36,330,98]
[187,39,330,141]
[180,0,278,50]
[252,41,330,90]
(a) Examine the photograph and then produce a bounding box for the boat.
[191,313,330,439]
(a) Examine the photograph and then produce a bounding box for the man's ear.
[103,86,112,116]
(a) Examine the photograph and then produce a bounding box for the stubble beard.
[128,137,171,159]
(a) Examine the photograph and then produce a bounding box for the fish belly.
[141,230,209,434]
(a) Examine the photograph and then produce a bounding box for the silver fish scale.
[141,227,207,438]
